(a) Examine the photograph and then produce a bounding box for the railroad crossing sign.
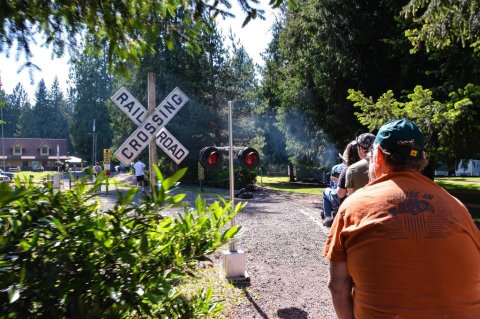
[112,87,189,165]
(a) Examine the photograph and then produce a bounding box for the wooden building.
[0,138,68,171]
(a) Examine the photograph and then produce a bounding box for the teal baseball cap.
[374,119,424,158]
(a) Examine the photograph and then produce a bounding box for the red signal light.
[208,151,220,165]
[199,147,222,170]
[238,147,260,170]
[245,152,257,165]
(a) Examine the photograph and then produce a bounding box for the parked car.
[0,168,15,180]
[0,174,11,183]
[115,163,131,172]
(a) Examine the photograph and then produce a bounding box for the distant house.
[434,163,449,177]
[455,159,480,176]
[0,138,68,171]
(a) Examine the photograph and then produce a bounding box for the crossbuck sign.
[112,87,189,165]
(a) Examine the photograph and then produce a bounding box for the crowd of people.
[321,133,374,227]
[321,119,480,318]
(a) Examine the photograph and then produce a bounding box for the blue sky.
[0,5,279,100]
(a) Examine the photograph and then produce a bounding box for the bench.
[8,167,21,172]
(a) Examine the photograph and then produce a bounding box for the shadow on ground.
[277,307,309,319]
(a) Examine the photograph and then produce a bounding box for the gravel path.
[93,176,336,319]
[222,188,336,319]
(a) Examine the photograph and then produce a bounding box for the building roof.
[0,138,68,158]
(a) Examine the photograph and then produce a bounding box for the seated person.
[346,132,375,195]
[322,162,345,226]
[322,140,361,227]
[336,140,362,200]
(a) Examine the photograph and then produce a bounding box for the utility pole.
[92,118,96,165]
[0,71,5,171]
[147,73,157,190]
[222,100,248,280]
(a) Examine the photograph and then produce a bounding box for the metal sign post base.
[222,249,249,280]
[222,100,249,281]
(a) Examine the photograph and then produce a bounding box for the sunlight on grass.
[179,261,246,319]
[435,177,480,191]
[14,171,56,182]
[257,175,325,195]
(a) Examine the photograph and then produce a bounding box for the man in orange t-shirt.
[323,119,480,319]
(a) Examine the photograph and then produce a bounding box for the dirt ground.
[217,187,337,319]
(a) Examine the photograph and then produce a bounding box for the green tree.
[263,1,410,167]
[0,0,276,75]
[348,84,480,175]
[403,0,480,52]
[109,17,263,178]
[49,78,72,146]
[15,80,50,138]
[257,22,290,169]
[31,80,54,138]
[69,51,114,162]
[2,84,30,137]
[12,86,34,138]
[261,0,480,171]
[228,38,262,146]
[10,80,71,140]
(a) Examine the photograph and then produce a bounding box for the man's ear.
[375,147,385,166]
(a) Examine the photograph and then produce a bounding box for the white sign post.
[112,87,189,165]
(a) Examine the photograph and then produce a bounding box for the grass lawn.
[258,175,480,223]
[257,175,325,195]
[258,175,479,198]
[435,177,480,192]
[436,177,480,224]
[13,171,59,181]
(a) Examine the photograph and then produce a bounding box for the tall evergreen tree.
[261,0,480,169]
[2,84,29,137]
[15,81,50,138]
[70,50,114,162]
[258,22,290,168]
[49,78,72,147]
[30,80,53,137]
[110,16,235,170]
[224,37,263,151]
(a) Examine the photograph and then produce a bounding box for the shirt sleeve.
[345,167,353,189]
[323,209,347,262]
[338,168,347,189]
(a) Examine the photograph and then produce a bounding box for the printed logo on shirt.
[382,191,455,240]
[388,198,435,216]
[387,191,435,215]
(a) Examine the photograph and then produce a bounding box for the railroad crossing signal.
[111,87,189,165]
[199,146,260,170]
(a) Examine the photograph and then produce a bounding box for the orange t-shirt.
[323,171,480,319]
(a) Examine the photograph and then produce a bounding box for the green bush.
[0,167,243,318]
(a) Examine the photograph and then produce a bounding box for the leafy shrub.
[0,167,243,318]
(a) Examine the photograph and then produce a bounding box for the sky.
[0,4,279,100]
